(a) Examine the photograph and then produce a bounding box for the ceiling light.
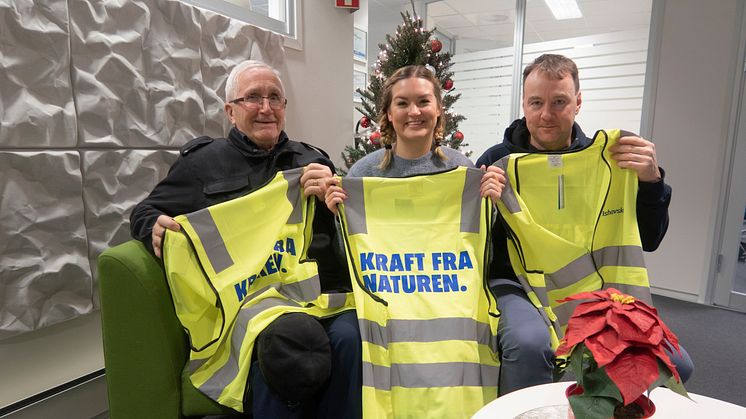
[544,0,583,20]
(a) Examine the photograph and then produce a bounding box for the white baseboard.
[0,372,108,419]
[650,286,701,303]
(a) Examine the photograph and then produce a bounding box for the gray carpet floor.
[651,294,746,407]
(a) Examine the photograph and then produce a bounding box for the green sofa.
[98,240,241,418]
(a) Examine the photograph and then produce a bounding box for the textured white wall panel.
[0,0,77,148]
[70,0,206,147]
[82,149,178,307]
[0,0,284,338]
[0,152,93,339]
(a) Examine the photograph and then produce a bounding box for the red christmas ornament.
[431,38,443,53]
[369,131,381,146]
[453,130,464,142]
[443,79,454,91]
[360,116,370,128]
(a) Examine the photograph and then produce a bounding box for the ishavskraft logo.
[601,207,624,217]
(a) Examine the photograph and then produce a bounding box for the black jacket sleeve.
[302,155,352,293]
[636,168,672,251]
[129,156,204,254]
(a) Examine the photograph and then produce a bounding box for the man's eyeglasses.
[229,94,287,110]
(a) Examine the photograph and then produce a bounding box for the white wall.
[645,0,743,301]
[284,3,354,167]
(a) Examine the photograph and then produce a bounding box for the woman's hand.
[324,177,347,215]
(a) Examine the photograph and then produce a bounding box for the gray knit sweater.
[347,147,474,178]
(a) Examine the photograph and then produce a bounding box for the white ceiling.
[368,0,652,53]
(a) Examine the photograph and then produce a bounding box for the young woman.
[325,64,504,201]
[322,65,506,417]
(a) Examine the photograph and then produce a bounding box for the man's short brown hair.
[522,54,580,93]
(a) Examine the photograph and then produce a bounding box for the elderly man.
[476,53,693,395]
[130,60,360,418]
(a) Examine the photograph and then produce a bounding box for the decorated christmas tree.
[341,11,468,173]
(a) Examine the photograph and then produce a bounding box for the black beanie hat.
[256,312,332,402]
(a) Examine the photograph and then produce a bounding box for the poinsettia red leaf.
[563,313,608,348]
[557,289,610,304]
[606,311,662,345]
[571,300,613,317]
[557,290,618,303]
[585,334,621,366]
[605,311,644,340]
[631,298,659,315]
[556,340,575,356]
[605,348,660,405]
[615,307,658,333]
[585,329,630,367]
[655,317,681,350]
[651,345,681,382]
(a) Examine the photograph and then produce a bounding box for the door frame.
[711,4,746,311]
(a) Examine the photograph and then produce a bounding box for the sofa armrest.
[99,240,237,418]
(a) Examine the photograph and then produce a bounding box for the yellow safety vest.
[338,166,500,419]
[163,168,354,412]
[494,129,652,346]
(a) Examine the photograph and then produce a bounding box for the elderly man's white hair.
[224,60,285,103]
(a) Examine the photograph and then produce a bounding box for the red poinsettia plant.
[556,288,689,419]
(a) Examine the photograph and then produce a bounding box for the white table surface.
[472,382,746,418]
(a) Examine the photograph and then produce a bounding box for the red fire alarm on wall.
[336,0,360,9]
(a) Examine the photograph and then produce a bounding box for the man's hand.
[152,214,180,258]
[609,136,662,183]
[480,165,506,204]
[301,163,333,200]
[324,177,346,215]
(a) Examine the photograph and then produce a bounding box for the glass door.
[713,28,746,311]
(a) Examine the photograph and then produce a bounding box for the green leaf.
[662,375,691,400]
[568,394,617,419]
[569,344,587,387]
[648,359,672,391]
[582,366,623,402]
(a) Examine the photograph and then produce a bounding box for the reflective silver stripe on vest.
[362,361,499,390]
[342,178,367,235]
[516,275,553,329]
[460,167,482,233]
[197,297,301,399]
[553,298,584,328]
[358,318,497,349]
[327,293,348,308]
[239,275,321,304]
[278,275,321,302]
[516,275,550,308]
[250,275,321,304]
[186,208,234,273]
[545,246,646,290]
[188,357,209,375]
[494,157,521,214]
[283,168,303,225]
